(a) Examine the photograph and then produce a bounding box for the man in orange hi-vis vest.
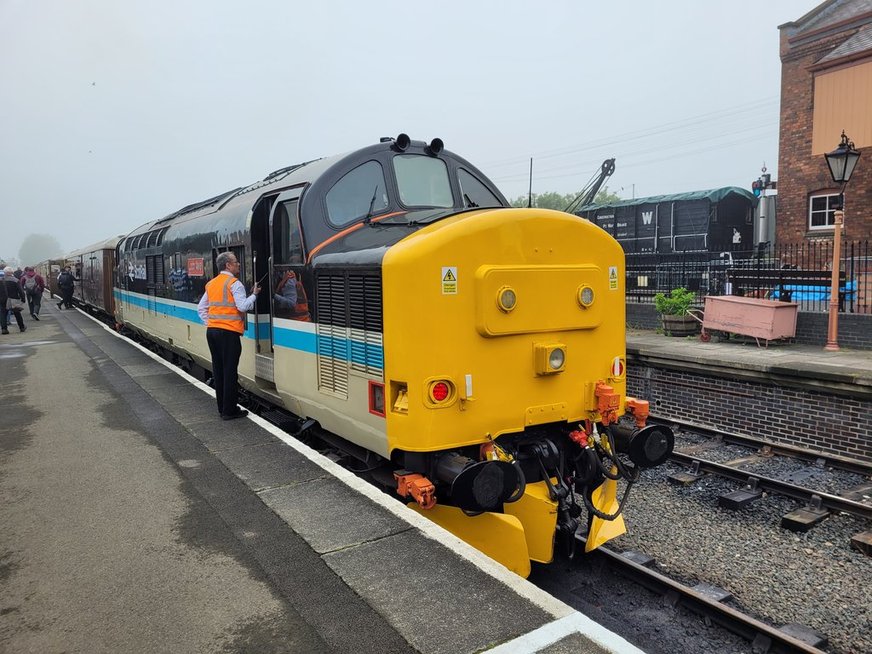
[197,251,261,420]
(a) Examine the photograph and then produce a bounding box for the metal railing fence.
[625,239,871,313]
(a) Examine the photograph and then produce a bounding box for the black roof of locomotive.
[122,137,508,263]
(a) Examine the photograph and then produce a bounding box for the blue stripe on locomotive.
[114,290,383,368]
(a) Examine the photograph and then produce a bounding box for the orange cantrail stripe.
[306,211,407,262]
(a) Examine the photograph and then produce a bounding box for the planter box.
[661,314,700,337]
[701,296,798,346]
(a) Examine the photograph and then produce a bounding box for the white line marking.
[484,612,645,653]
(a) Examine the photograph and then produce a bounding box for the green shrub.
[653,287,696,316]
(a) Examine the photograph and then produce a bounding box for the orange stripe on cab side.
[307,211,407,263]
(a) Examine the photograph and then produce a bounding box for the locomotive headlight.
[549,348,565,370]
[497,286,517,312]
[534,343,566,375]
[577,285,594,308]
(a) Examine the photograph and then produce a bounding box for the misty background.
[1,0,807,265]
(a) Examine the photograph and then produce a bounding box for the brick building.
[778,0,872,244]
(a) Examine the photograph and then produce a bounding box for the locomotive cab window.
[326,161,389,227]
[394,155,452,208]
[458,168,502,208]
[273,200,304,265]
[271,198,310,322]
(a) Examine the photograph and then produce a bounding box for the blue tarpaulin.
[770,281,856,301]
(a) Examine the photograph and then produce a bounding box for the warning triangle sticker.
[443,269,456,282]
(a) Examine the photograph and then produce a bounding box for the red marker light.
[431,382,450,402]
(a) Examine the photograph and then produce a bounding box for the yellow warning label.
[442,266,458,295]
[608,266,619,290]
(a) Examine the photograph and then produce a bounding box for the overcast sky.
[0,0,812,261]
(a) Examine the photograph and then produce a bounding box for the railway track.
[571,537,829,654]
[652,416,872,523]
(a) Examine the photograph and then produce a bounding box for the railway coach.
[66,236,124,315]
[109,134,673,576]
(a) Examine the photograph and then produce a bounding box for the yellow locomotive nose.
[380,206,649,572]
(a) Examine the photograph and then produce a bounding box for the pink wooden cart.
[687,296,799,347]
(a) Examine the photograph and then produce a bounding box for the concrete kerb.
[74,308,644,654]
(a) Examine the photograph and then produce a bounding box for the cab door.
[268,189,309,344]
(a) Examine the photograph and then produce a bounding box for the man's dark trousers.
[206,327,242,416]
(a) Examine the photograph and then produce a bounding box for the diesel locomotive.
[55,135,674,577]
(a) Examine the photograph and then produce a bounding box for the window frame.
[325,160,389,228]
[393,154,454,209]
[808,192,842,231]
[457,167,502,208]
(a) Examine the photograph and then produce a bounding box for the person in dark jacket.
[0,267,27,334]
[57,265,76,309]
[20,266,46,320]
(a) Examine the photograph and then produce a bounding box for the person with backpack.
[19,266,45,320]
[57,265,76,310]
[0,267,26,334]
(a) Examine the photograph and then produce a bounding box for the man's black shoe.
[32,314,39,321]
[57,302,63,309]
[221,410,249,421]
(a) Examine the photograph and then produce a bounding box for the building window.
[809,193,841,230]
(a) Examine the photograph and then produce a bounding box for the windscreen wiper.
[363,185,380,225]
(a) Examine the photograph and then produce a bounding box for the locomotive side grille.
[348,275,384,376]
[316,270,384,398]
[316,275,349,398]
[316,324,349,398]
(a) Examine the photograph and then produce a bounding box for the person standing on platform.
[0,267,27,334]
[57,265,75,309]
[197,252,260,420]
[20,266,45,320]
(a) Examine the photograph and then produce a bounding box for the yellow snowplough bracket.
[585,474,626,552]
[408,503,531,577]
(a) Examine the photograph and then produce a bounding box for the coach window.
[457,168,502,208]
[326,161,388,227]
[809,193,842,230]
[394,155,452,208]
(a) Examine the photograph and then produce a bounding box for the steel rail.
[669,451,872,519]
[651,414,872,476]
[576,536,827,654]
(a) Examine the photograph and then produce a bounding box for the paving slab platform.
[0,303,642,654]
[627,328,872,399]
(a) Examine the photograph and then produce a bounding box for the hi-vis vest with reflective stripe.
[206,274,245,334]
